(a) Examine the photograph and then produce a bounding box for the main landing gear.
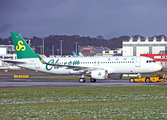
[90,78,96,82]
[79,76,97,83]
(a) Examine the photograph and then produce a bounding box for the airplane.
[72,51,84,57]
[3,32,162,83]
[72,52,78,57]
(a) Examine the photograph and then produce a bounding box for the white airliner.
[3,32,162,82]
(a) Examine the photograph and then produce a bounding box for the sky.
[0,0,167,39]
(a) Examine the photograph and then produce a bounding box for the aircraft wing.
[62,65,100,71]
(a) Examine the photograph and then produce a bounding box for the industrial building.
[123,36,167,68]
[123,36,167,56]
[80,46,109,56]
[80,46,122,56]
[0,45,18,69]
[102,48,122,56]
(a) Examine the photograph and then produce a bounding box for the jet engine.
[91,70,108,79]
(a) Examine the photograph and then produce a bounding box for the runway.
[0,78,167,88]
[0,70,166,88]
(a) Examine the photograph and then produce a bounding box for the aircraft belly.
[114,64,137,73]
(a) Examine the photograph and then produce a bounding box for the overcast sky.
[0,0,167,39]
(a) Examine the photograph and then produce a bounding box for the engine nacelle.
[108,73,123,79]
[91,70,108,79]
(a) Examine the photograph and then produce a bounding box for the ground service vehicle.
[129,73,166,83]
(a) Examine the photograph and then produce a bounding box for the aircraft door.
[35,60,40,69]
[135,58,141,67]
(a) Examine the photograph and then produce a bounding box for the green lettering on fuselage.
[46,59,59,71]
[46,59,79,71]
[68,61,72,65]
[54,59,59,69]
[73,60,79,65]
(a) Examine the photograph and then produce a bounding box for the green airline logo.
[98,72,102,76]
[16,41,26,51]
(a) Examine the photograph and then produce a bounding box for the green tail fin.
[11,32,38,59]
[36,53,46,64]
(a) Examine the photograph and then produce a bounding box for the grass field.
[0,86,167,119]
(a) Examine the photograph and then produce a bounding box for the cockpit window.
[146,60,155,63]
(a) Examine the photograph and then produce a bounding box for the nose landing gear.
[79,75,86,83]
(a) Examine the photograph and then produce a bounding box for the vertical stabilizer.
[11,32,38,59]
[72,51,78,57]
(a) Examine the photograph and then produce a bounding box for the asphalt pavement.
[0,78,167,88]
[0,70,167,88]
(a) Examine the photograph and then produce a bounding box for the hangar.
[123,36,167,56]
[123,36,167,68]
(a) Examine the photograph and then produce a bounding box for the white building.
[102,48,122,56]
[123,36,167,56]
[0,45,19,69]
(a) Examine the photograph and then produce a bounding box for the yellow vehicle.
[129,73,166,83]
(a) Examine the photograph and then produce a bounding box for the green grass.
[0,86,167,119]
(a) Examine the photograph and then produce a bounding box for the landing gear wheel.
[79,78,86,83]
[90,78,96,82]
[145,77,150,83]
[129,78,134,83]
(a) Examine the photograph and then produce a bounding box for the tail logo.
[16,41,26,51]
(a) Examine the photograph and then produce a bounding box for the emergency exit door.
[135,58,141,67]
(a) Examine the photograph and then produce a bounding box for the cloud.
[0,24,13,33]
[0,0,167,38]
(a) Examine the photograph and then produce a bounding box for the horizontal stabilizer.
[2,60,26,64]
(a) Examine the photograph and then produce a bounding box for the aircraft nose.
[156,64,162,71]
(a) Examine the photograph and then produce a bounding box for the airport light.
[59,40,63,56]
[42,38,46,55]
[37,45,42,54]
[75,42,78,55]
[52,45,54,55]
[57,49,60,55]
